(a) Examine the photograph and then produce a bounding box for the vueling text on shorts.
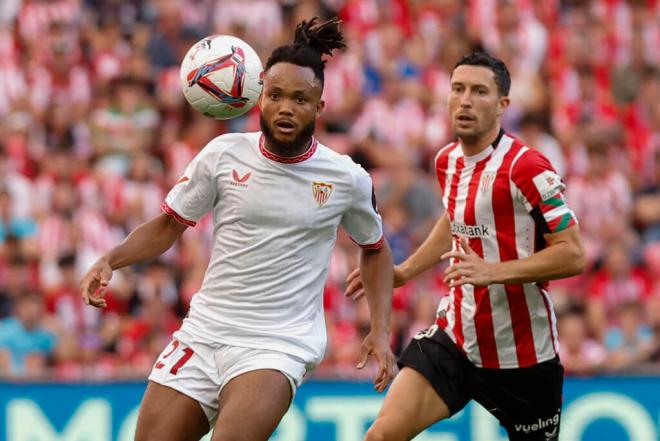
[514,411,560,434]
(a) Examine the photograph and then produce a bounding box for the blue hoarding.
[0,377,658,440]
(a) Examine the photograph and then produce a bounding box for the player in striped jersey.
[347,52,585,441]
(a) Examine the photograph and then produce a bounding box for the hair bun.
[293,17,346,57]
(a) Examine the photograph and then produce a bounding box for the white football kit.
[149,131,383,421]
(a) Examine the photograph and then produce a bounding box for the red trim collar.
[259,134,318,164]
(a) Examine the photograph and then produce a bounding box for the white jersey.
[162,132,383,366]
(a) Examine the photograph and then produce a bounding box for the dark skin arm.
[80,213,187,307]
[357,241,397,392]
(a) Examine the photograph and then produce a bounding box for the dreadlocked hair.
[265,17,346,87]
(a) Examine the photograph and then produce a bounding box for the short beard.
[260,114,316,157]
[456,131,480,145]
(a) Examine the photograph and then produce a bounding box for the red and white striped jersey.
[17,0,81,42]
[434,130,577,369]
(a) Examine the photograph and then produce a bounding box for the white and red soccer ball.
[180,35,263,120]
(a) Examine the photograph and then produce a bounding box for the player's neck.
[263,136,313,158]
[459,124,503,157]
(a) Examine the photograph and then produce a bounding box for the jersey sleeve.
[340,163,384,249]
[434,142,457,207]
[162,140,224,227]
[510,148,578,234]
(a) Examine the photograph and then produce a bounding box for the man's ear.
[497,96,510,117]
[317,99,325,116]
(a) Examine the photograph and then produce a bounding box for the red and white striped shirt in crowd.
[322,51,364,116]
[434,130,578,369]
[0,63,26,116]
[212,0,283,44]
[27,64,91,113]
[350,97,426,150]
[17,0,81,41]
[0,30,25,116]
[339,0,380,37]
[472,0,549,74]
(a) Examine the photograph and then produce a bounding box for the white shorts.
[148,330,307,424]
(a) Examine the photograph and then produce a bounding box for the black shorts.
[398,328,563,441]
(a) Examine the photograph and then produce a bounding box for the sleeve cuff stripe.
[352,234,384,250]
[161,201,196,227]
[542,205,571,220]
[548,212,577,232]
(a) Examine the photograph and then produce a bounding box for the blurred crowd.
[0,0,658,380]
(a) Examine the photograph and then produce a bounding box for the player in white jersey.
[346,52,585,441]
[80,18,397,441]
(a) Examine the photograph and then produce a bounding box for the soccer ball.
[180,35,263,120]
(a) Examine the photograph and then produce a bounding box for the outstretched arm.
[80,213,188,307]
[357,240,397,392]
[444,225,585,287]
[345,214,452,298]
[396,213,453,285]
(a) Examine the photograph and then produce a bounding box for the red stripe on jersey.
[463,158,499,368]
[447,157,465,352]
[446,156,464,221]
[453,267,465,351]
[510,147,558,208]
[161,201,196,227]
[492,141,538,367]
[435,142,458,194]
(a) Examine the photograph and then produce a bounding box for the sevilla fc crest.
[312,182,333,207]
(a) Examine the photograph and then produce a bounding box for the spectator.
[566,131,634,264]
[0,187,37,245]
[558,309,607,376]
[516,113,566,176]
[91,76,159,176]
[45,254,101,336]
[0,256,38,319]
[586,241,652,340]
[146,2,190,71]
[0,144,33,220]
[381,204,412,265]
[0,293,56,377]
[605,301,655,372]
[0,0,657,379]
[634,148,660,243]
[116,152,165,231]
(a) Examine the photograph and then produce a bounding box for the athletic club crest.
[480,172,496,194]
[312,182,333,207]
